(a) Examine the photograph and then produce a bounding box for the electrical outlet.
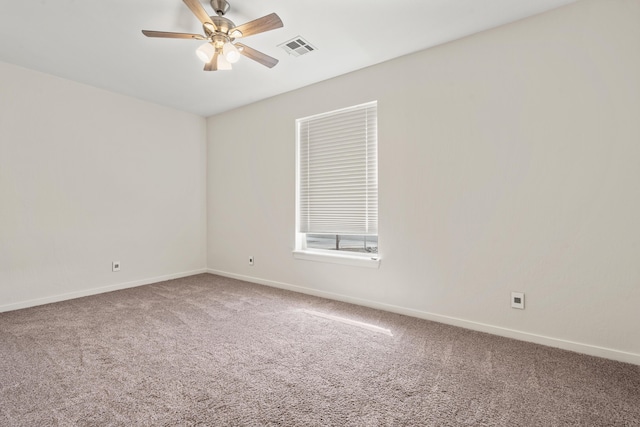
[511,292,524,309]
[112,261,121,272]
[248,256,254,266]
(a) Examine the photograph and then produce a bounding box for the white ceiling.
[0,0,576,117]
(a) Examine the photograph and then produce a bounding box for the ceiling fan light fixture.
[142,0,283,71]
[212,34,227,50]
[223,42,241,63]
[196,42,216,63]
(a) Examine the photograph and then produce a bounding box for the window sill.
[293,250,381,269]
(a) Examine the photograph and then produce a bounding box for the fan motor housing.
[207,16,235,35]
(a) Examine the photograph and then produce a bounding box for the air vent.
[278,36,316,57]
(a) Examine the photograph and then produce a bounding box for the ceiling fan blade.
[183,0,216,28]
[204,52,219,71]
[142,30,205,40]
[235,43,279,68]
[232,13,283,38]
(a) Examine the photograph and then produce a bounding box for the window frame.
[293,101,380,268]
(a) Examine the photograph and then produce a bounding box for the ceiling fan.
[142,0,283,71]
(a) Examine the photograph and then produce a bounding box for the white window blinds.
[297,101,378,235]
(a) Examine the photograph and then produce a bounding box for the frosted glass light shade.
[223,43,241,63]
[196,43,215,63]
[216,53,232,70]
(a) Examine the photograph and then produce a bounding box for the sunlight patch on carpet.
[300,309,393,336]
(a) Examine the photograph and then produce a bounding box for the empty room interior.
[1,0,639,425]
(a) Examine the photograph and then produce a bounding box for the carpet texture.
[1,274,638,426]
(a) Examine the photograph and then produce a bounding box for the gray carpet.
[1,274,638,426]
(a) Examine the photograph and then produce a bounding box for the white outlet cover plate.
[511,292,525,309]
[112,261,121,272]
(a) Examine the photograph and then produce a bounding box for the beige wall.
[0,62,207,310]
[207,0,640,364]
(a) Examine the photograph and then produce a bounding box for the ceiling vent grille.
[278,36,316,57]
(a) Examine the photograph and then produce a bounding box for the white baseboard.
[0,269,208,313]
[207,269,640,366]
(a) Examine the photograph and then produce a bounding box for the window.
[295,101,379,267]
